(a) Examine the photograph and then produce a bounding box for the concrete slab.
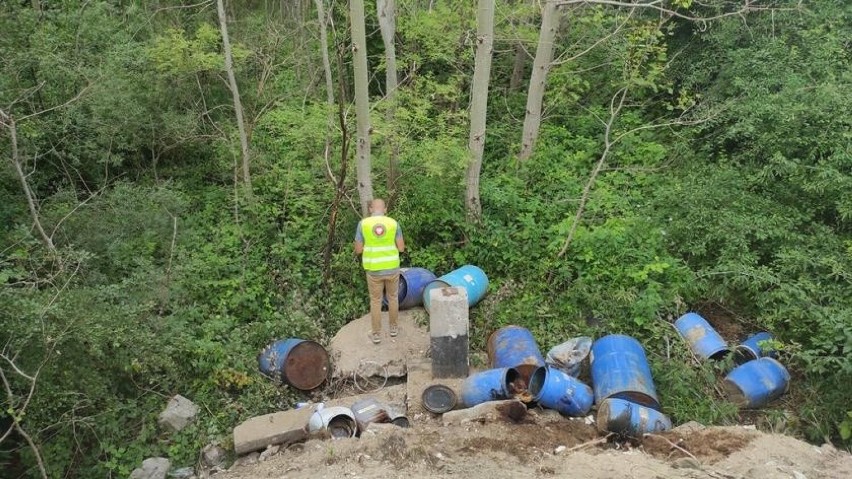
[329,308,429,379]
[233,407,314,455]
[232,385,408,455]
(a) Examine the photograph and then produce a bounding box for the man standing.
[354,199,406,344]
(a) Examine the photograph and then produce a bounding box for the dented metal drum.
[257,339,329,390]
[422,265,489,312]
[590,334,661,410]
[487,325,546,382]
[307,406,358,438]
[384,267,438,310]
[351,398,391,431]
[597,398,672,438]
[530,366,593,417]
[734,332,777,364]
[723,357,790,408]
[459,367,520,408]
[674,312,730,361]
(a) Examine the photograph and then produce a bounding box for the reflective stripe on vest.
[360,216,400,271]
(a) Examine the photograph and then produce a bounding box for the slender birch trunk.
[465,0,496,221]
[216,0,252,191]
[518,0,561,162]
[377,0,400,201]
[350,0,373,214]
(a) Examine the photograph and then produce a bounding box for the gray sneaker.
[389,326,399,337]
[371,332,381,344]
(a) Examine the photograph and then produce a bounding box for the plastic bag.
[546,336,592,377]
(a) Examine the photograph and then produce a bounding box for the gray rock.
[673,420,705,433]
[167,466,195,478]
[232,452,260,468]
[671,457,701,470]
[201,443,227,468]
[158,395,200,432]
[258,444,280,462]
[129,457,171,479]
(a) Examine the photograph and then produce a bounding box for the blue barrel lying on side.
[590,334,661,410]
[674,312,730,361]
[529,366,593,417]
[487,325,546,383]
[422,265,489,312]
[459,367,520,408]
[734,332,777,364]
[597,398,672,438]
[723,357,790,408]
[384,267,438,310]
[258,339,330,391]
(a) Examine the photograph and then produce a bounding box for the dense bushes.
[1,1,850,478]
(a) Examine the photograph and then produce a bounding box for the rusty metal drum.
[258,339,330,390]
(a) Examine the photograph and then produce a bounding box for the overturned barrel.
[307,406,358,438]
[590,335,660,410]
[384,267,438,310]
[530,366,593,417]
[723,357,790,408]
[734,332,777,364]
[487,326,546,383]
[597,398,672,438]
[258,339,329,391]
[459,367,520,408]
[351,398,391,432]
[674,312,730,361]
[422,265,489,312]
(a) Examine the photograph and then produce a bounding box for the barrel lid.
[422,384,457,414]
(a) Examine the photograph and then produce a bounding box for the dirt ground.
[218,411,852,479]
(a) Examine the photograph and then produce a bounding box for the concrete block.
[232,407,314,455]
[429,287,469,378]
[428,287,469,338]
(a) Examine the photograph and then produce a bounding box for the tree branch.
[555,0,802,23]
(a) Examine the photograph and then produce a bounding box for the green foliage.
[2,1,851,477]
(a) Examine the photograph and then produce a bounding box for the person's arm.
[395,225,405,253]
[354,221,364,254]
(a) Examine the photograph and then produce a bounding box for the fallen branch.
[644,433,700,463]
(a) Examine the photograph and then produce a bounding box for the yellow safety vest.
[360,216,400,271]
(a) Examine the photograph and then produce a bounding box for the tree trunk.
[315,0,334,107]
[518,0,561,162]
[0,111,56,253]
[377,0,400,203]
[465,0,496,221]
[509,43,527,91]
[350,0,373,215]
[216,0,252,191]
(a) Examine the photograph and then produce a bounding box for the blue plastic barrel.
[723,357,790,408]
[734,332,777,364]
[674,312,730,361]
[398,267,437,309]
[258,339,329,391]
[596,398,672,438]
[530,366,593,416]
[487,326,546,382]
[590,334,660,410]
[422,265,489,312]
[459,367,519,408]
